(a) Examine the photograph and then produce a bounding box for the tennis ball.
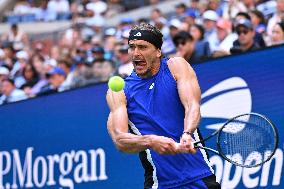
[108,76,125,92]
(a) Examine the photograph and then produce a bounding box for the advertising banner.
[0,84,143,189]
[194,45,284,189]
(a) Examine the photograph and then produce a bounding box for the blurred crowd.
[3,0,164,23]
[0,0,284,105]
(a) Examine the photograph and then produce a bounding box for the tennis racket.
[194,112,279,168]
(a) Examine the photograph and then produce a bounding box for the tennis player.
[106,23,220,189]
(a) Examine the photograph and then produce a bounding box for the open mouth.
[133,60,146,70]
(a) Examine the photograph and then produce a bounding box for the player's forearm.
[183,102,200,133]
[114,133,153,153]
[107,111,151,153]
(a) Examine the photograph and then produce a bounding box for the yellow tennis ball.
[108,76,125,92]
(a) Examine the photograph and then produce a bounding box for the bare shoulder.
[106,89,127,111]
[167,57,196,80]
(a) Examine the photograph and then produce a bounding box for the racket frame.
[194,112,279,168]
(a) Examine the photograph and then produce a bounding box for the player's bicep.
[178,69,201,106]
[168,57,201,105]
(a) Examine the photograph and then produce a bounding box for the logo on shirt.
[149,83,155,90]
[134,32,142,37]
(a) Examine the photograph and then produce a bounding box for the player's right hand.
[179,132,197,154]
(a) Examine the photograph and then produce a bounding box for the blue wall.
[0,45,283,189]
[193,45,284,189]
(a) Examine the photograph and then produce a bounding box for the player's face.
[128,40,161,78]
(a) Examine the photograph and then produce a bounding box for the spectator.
[153,17,173,55]
[38,67,66,96]
[70,56,98,88]
[92,58,105,82]
[30,54,45,79]
[99,59,116,81]
[86,0,108,16]
[250,10,267,34]
[235,12,266,48]
[47,0,70,20]
[230,19,260,54]
[187,0,200,18]
[172,3,188,20]
[1,43,15,69]
[20,63,40,97]
[57,59,75,91]
[13,0,32,15]
[179,21,190,32]
[50,45,61,61]
[0,78,27,105]
[71,58,109,86]
[167,19,182,55]
[32,41,46,59]
[0,49,6,67]
[105,0,124,18]
[150,8,163,22]
[0,66,10,83]
[190,24,205,42]
[11,50,29,88]
[61,23,82,48]
[202,10,219,51]
[189,24,211,57]
[242,0,256,11]
[235,11,251,21]
[222,0,247,20]
[207,0,223,16]
[20,63,39,89]
[182,9,197,27]
[29,55,49,95]
[148,0,160,5]
[74,48,87,64]
[91,46,105,60]
[267,0,284,36]
[103,31,117,60]
[34,0,57,21]
[173,31,211,64]
[1,24,29,51]
[81,57,117,84]
[70,0,92,19]
[214,19,232,55]
[169,19,182,38]
[44,58,58,74]
[117,45,133,77]
[269,22,284,45]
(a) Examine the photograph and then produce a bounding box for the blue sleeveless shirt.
[124,58,213,189]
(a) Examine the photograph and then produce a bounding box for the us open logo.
[200,77,282,189]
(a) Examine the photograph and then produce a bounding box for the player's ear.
[156,49,162,58]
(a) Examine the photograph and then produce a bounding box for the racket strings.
[218,114,277,167]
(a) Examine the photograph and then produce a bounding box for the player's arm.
[106,89,178,154]
[168,57,201,153]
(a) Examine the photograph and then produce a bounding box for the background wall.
[0,45,283,189]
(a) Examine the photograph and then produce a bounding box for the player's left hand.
[178,133,197,154]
